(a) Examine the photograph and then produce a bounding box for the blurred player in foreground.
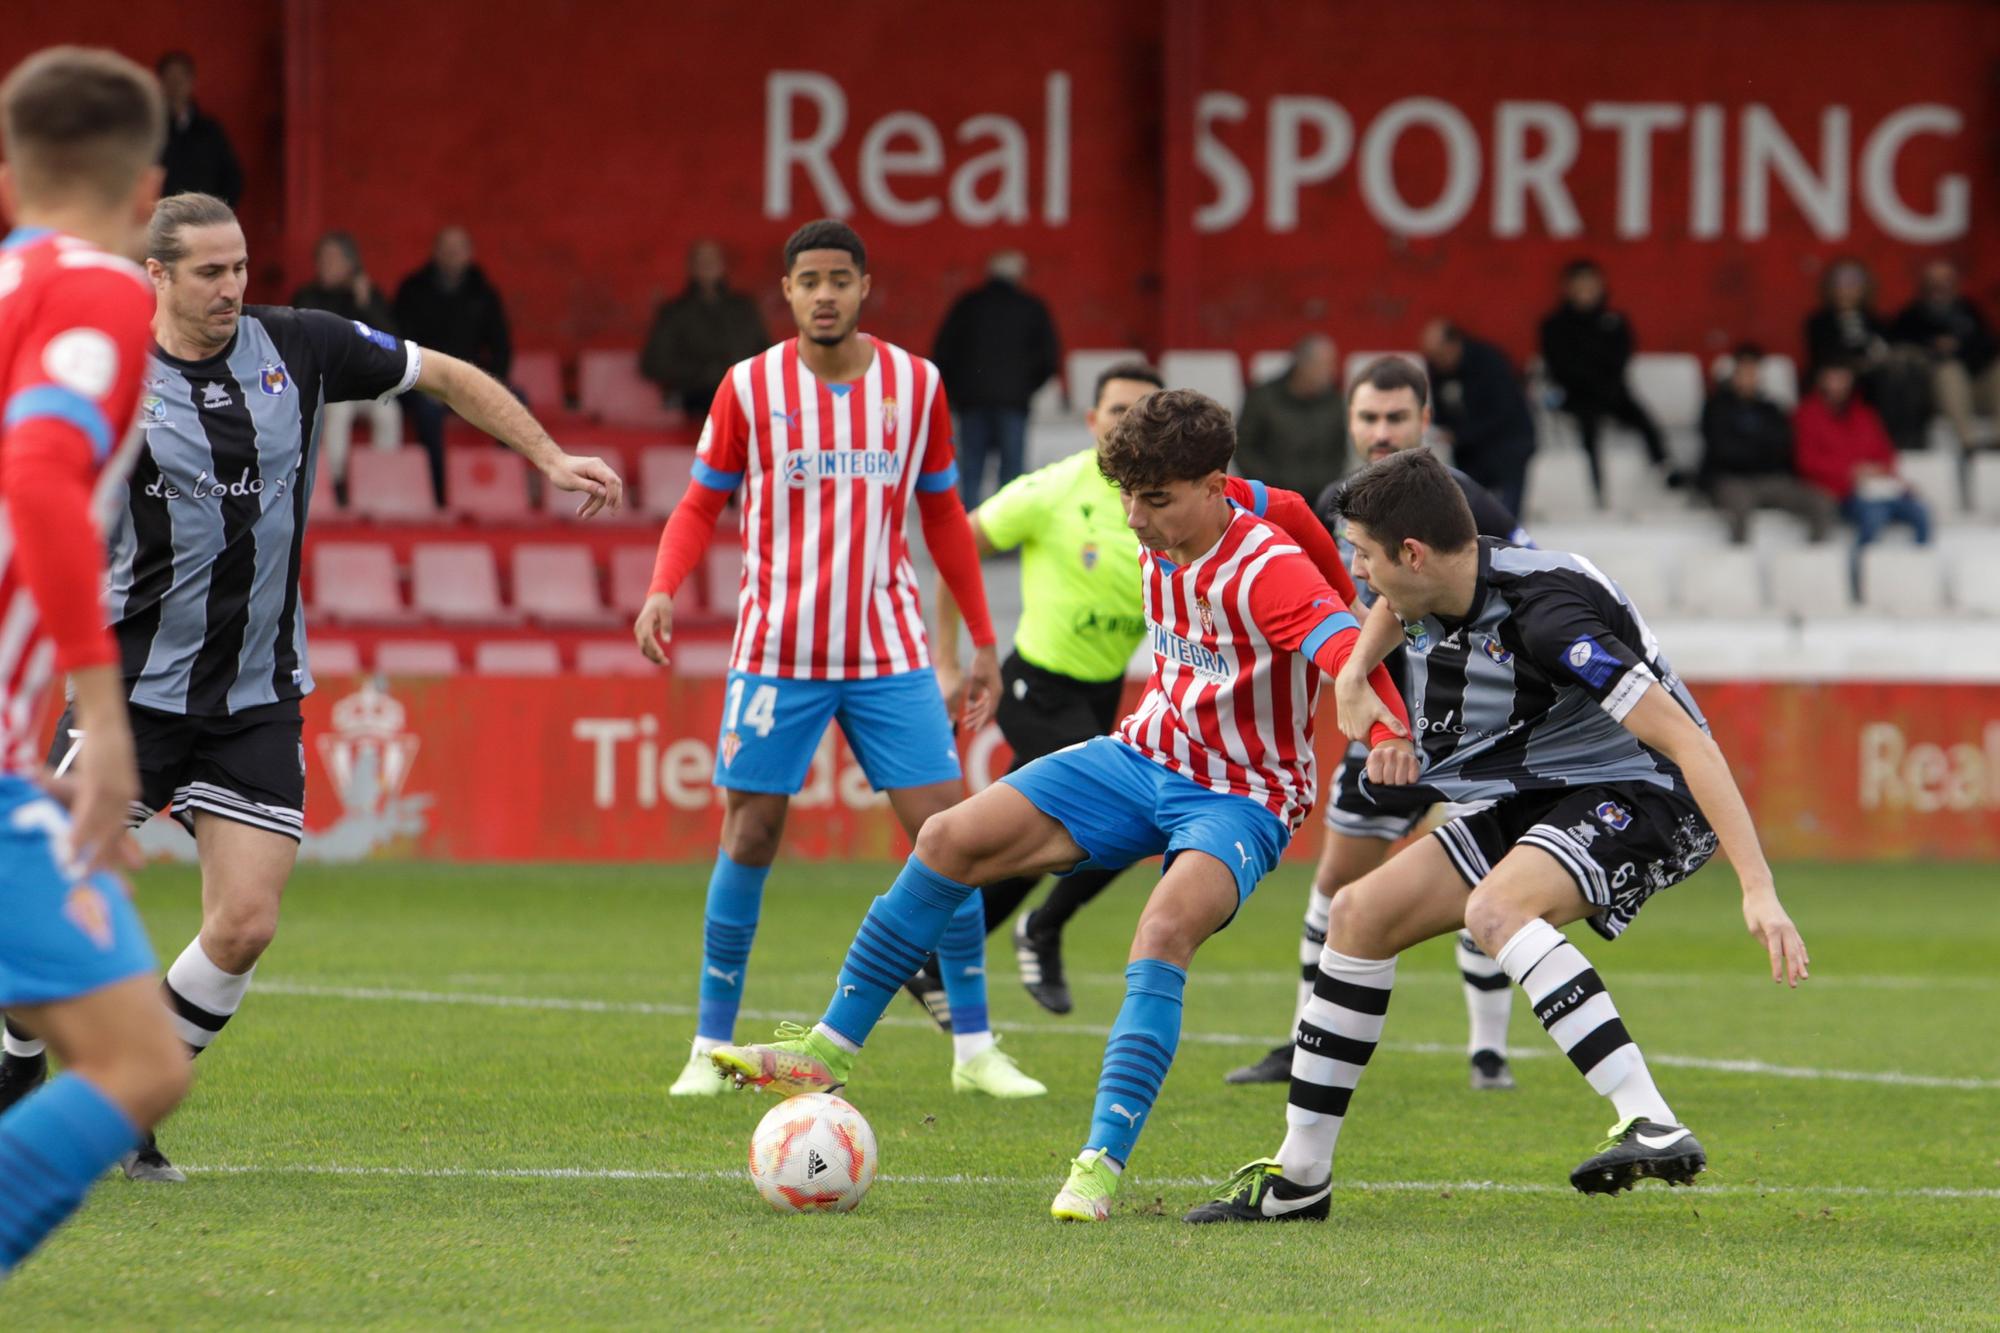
[710,390,1412,1223]
[636,220,1045,1100]
[1187,449,1808,1222]
[0,46,188,1272]
[1228,355,1532,1089]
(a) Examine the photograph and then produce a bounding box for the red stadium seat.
[309,451,352,526]
[639,446,699,518]
[512,544,618,627]
[348,449,440,523]
[512,349,564,412]
[447,451,534,524]
[609,545,658,616]
[411,543,517,624]
[578,349,674,429]
[311,543,411,623]
[375,639,459,675]
[540,446,633,522]
[473,640,563,675]
[575,640,657,676]
[311,638,363,676]
[705,543,743,614]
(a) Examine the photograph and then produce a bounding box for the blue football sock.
[937,892,990,1036]
[0,1072,140,1271]
[821,856,976,1048]
[695,852,772,1042]
[1086,959,1187,1166]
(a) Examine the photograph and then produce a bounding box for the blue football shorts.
[0,775,156,1008]
[712,667,962,795]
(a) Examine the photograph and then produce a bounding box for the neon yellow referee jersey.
[976,449,1145,684]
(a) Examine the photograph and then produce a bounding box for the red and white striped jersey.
[0,228,152,773]
[694,337,956,680]
[1116,507,1364,830]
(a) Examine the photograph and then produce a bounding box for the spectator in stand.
[640,239,770,418]
[1892,258,1999,453]
[1234,332,1344,497]
[1698,344,1835,545]
[394,226,515,505]
[155,51,242,204]
[1421,320,1537,517]
[292,231,401,505]
[1804,258,1932,451]
[930,251,1061,504]
[1538,258,1675,502]
[1794,360,1931,592]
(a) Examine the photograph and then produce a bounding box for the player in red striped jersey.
[710,390,1413,1222]
[0,46,190,1270]
[637,220,1043,1099]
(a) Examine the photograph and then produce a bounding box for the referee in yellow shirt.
[925,362,1162,1016]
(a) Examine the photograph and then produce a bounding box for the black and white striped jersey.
[1378,539,1707,805]
[111,306,420,715]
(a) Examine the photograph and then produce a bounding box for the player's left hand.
[1335,668,1408,745]
[1365,738,1420,786]
[1742,885,1809,988]
[959,645,1000,734]
[546,452,625,519]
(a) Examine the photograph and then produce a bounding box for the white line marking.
[1071,970,2000,993]
[175,1162,2000,1201]
[254,980,2000,1091]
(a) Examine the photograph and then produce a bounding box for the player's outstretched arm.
[1620,684,1810,987]
[1333,599,1407,742]
[412,350,623,517]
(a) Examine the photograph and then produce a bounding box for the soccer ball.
[746,1092,878,1213]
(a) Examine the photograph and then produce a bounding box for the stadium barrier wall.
[124,675,1999,865]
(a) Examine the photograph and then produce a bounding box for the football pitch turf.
[10,859,1996,1329]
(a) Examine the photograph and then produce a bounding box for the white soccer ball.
[746,1092,878,1214]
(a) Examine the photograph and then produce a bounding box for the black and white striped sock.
[1495,919,1672,1125]
[163,940,254,1055]
[2,1017,43,1061]
[1456,930,1512,1056]
[1275,947,1396,1186]
[1291,889,1332,1031]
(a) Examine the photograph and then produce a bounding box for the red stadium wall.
[155,676,1994,866]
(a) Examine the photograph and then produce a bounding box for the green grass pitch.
[10,860,1998,1328]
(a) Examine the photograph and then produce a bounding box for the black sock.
[981,875,1042,934]
[1030,867,1122,934]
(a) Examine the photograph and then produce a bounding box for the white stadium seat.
[1630,353,1705,431]
[1160,350,1243,410]
[1600,439,1665,516]
[1950,545,2000,617]
[1025,421,1093,472]
[375,640,459,675]
[474,640,563,675]
[1897,451,1961,516]
[1524,450,1597,522]
[310,639,363,676]
[1969,453,2000,517]
[1674,547,1765,619]
[1246,349,1292,386]
[1860,545,1947,618]
[1770,545,1853,619]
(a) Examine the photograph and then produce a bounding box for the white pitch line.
[1069,971,2000,993]
[254,980,2000,1092]
[176,1162,2000,1201]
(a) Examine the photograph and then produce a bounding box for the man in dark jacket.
[1538,259,1670,502]
[1892,259,1999,453]
[1421,321,1536,517]
[293,232,411,503]
[1699,345,1835,544]
[931,252,1061,504]
[640,240,770,417]
[394,226,515,490]
[1234,333,1346,497]
[156,51,242,204]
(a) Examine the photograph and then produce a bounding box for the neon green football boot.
[668,1047,729,1096]
[710,1021,853,1094]
[1050,1148,1120,1222]
[951,1039,1048,1098]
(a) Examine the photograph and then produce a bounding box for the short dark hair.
[1334,448,1476,562]
[1732,341,1765,364]
[147,191,237,266]
[1561,258,1601,281]
[1,46,164,205]
[1096,388,1233,492]
[1346,354,1430,409]
[784,218,866,273]
[1092,360,1163,409]
[155,51,193,76]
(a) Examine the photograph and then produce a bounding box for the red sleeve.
[2,423,116,670]
[1262,485,1357,604]
[918,486,995,648]
[913,370,959,495]
[648,376,749,597]
[1248,552,1409,748]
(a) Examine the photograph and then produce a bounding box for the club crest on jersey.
[720,731,742,766]
[259,360,290,396]
[200,381,232,410]
[1195,597,1216,639]
[881,396,897,434]
[1594,800,1633,831]
[1081,541,1099,570]
[1479,635,1513,665]
[139,393,168,425]
[64,884,114,950]
[1404,622,1433,653]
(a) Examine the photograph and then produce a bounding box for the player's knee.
[131,1030,194,1125]
[1130,908,1202,969]
[720,802,786,864]
[204,905,279,973]
[1325,879,1392,956]
[1462,882,1530,956]
[913,812,978,881]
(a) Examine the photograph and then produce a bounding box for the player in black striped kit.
[1188,449,1808,1221]
[1226,356,1532,1090]
[0,193,623,1180]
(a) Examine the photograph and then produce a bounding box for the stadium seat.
[578,349,673,429]
[1673,547,1765,618]
[1064,350,1143,411]
[375,639,459,675]
[1246,350,1292,386]
[706,543,744,613]
[1770,545,1853,619]
[347,448,439,522]
[541,446,632,521]
[1860,545,1947,618]
[1898,451,1962,515]
[1744,508,1816,553]
[512,349,564,411]
[446,451,534,524]
[1600,439,1667,516]
[474,640,563,675]
[310,638,363,676]
[670,640,734,676]
[512,543,617,627]
[1160,350,1243,409]
[1596,552,1672,615]
[609,545,657,615]
[1950,544,2000,617]
[308,451,350,526]
[1629,353,1704,431]
[1028,376,1065,423]
[575,640,656,676]
[1343,350,1419,390]
[1025,421,1093,472]
[639,446,698,518]
[1523,450,1597,522]
[311,542,411,623]
[1707,352,1799,410]
[411,543,516,624]
[1969,452,2000,517]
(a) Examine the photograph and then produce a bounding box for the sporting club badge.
[720,731,743,767]
[259,360,290,396]
[65,884,114,950]
[1195,597,1215,638]
[881,396,898,434]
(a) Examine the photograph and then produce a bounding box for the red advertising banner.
[126,675,1995,865]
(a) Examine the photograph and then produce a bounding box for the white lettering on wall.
[1359,97,1481,237]
[1492,101,1581,238]
[1265,96,1353,232]
[1858,720,2000,813]
[1194,91,1253,233]
[1740,104,1849,240]
[1584,102,1685,238]
[1861,104,1968,242]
